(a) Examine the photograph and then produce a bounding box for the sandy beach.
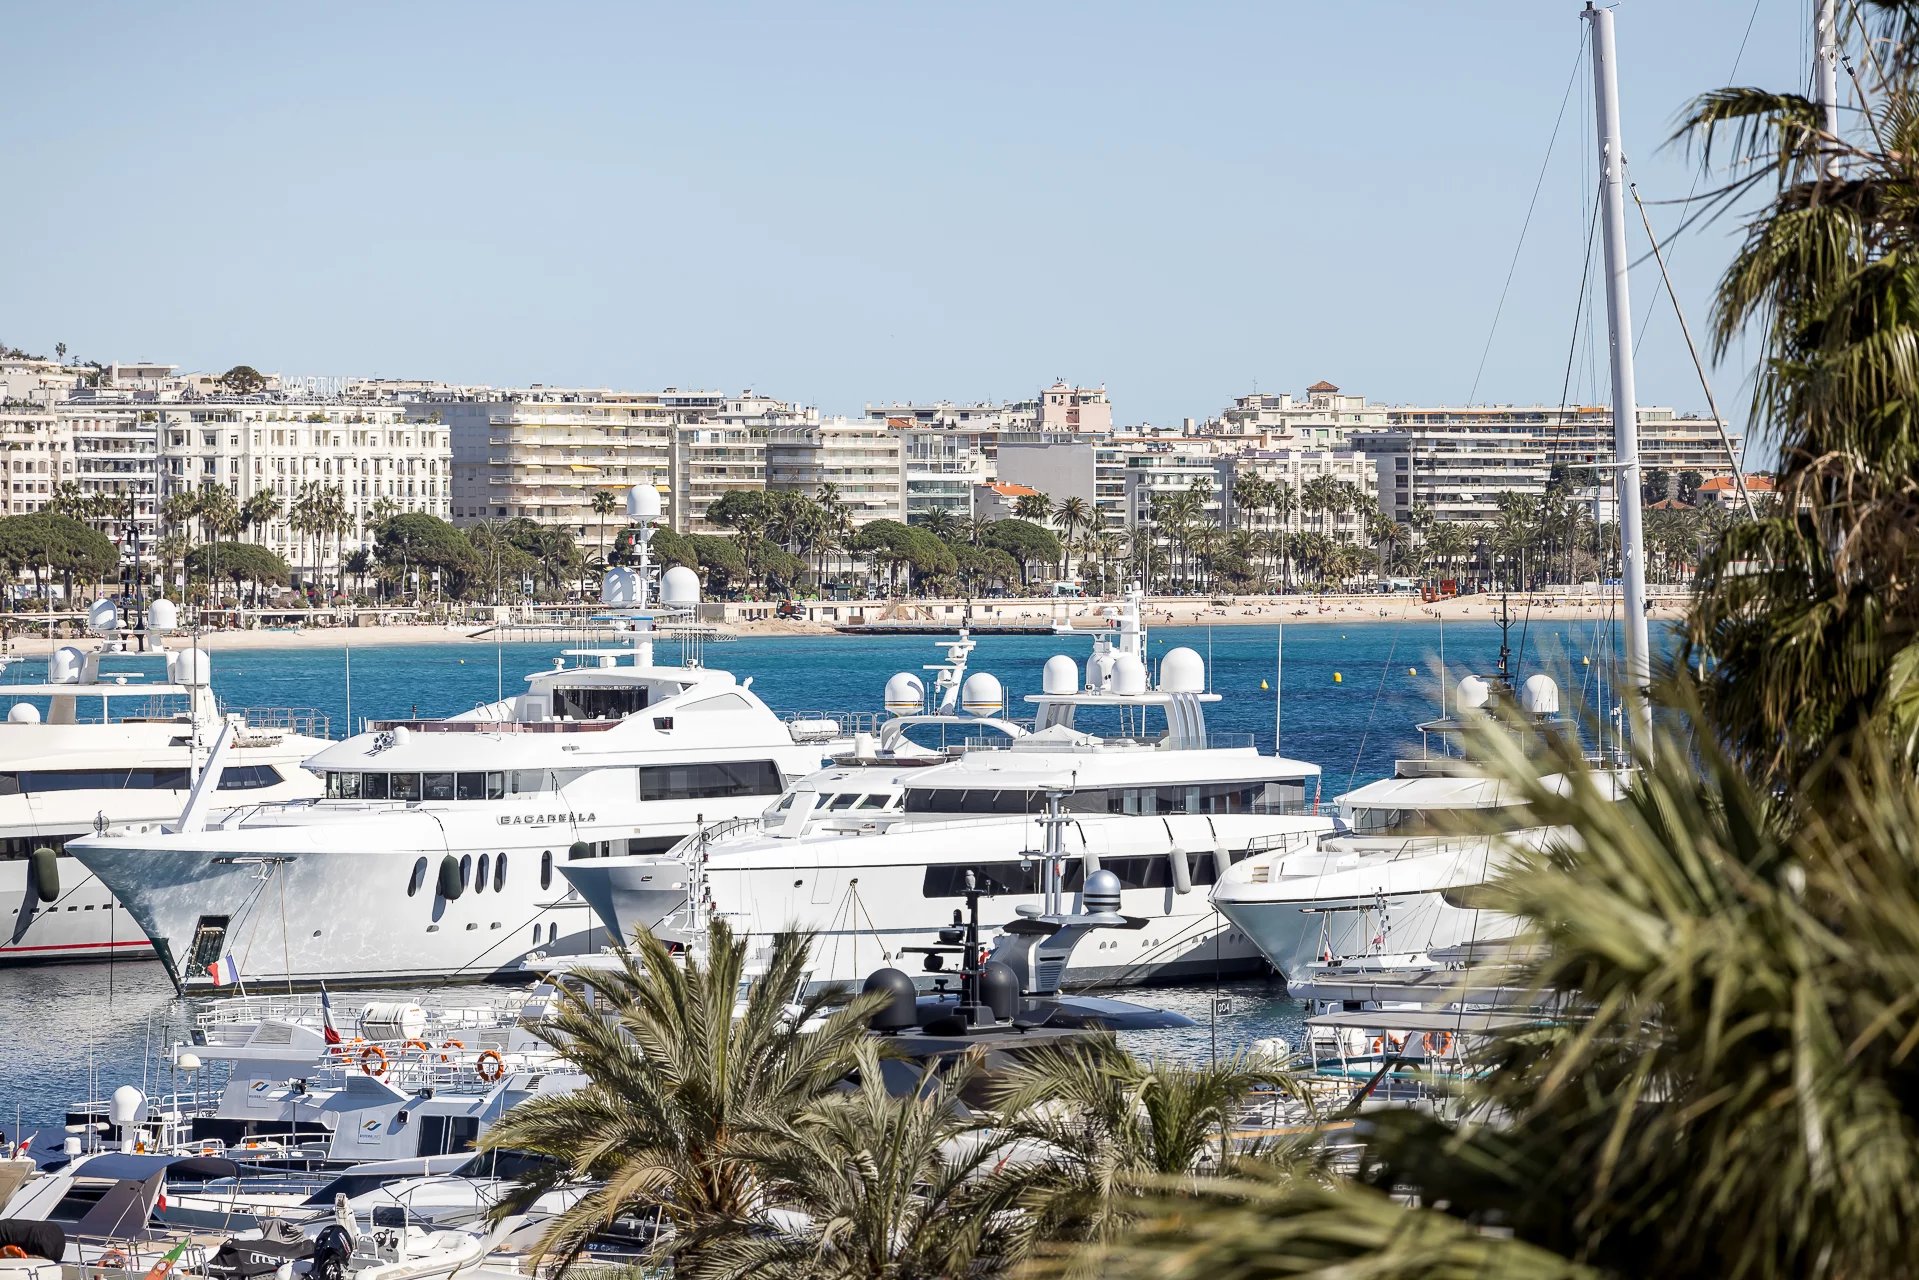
[0,590,1687,656]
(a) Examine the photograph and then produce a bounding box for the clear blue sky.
[4,2,1808,439]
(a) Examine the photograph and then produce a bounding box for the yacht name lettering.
[498,811,596,826]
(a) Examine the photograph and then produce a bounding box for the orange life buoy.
[97,1249,129,1269]
[438,1038,464,1063]
[1,1245,29,1259]
[360,1044,388,1076]
[1423,1030,1454,1057]
[404,1038,431,1053]
[1370,1036,1384,1055]
[475,1049,505,1082]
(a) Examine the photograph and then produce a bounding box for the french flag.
[206,954,242,987]
[321,985,341,1048]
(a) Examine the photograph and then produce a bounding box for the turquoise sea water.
[0,616,1640,1133]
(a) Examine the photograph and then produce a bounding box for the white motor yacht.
[1212,614,1629,981]
[562,591,1338,990]
[0,599,330,965]
[68,490,850,991]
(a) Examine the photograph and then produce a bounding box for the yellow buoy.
[1408,667,1417,676]
[1260,679,1269,690]
[1333,672,1343,684]
[1582,655,1591,666]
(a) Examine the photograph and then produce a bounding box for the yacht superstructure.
[563,591,1338,989]
[68,488,848,991]
[0,601,330,965]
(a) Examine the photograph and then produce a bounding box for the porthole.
[540,851,552,890]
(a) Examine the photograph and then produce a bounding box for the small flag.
[142,1238,188,1280]
[321,985,341,1048]
[206,954,242,987]
[15,1135,29,1157]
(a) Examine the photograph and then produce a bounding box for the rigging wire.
[1466,31,1589,406]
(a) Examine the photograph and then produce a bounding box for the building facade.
[897,424,990,526]
[765,417,904,524]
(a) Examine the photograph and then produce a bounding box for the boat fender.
[1169,847,1192,895]
[568,840,592,860]
[29,847,57,903]
[437,854,464,900]
[1212,846,1233,882]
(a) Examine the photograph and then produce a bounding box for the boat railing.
[230,706,331,737]
[362,717,621,734]
[781,709,883,739]
[1243,829,1320,856]
[314,1042,565,1090]
[958,731,1259,753]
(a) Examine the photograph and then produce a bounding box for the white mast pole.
[1585,1,1653,749]
[1815,0,1841,172]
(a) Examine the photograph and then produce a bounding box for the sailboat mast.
[1815,0,1840,156]
[1585,1,1652,747]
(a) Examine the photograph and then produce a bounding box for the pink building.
[1038,381,1112,434]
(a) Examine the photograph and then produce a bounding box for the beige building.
[1038,381,1113,434]
[766,417,905,524]
[1217,450,1380,541]
[0,407,70,517]
[671,423,767,534]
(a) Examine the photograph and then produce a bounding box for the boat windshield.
[1342,804,1536,838]
[903,778,1308,817]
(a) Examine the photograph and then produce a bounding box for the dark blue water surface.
[0,616,1643,1132]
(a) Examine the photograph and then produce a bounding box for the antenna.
[1274,624,1283,753]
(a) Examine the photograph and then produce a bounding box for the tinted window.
[361,773,390,800]
[554,685,649,721]
[219,765,283,791]
[639,760,782,801]
[391,773,422,801]
[459,854,472,888]
[494,854,507,893]
[423,773,455,801]
[456,772,486,800]
[476,853,491,893]
[407,857,428,897]
[922,860,1045,897]
[0,768,191,794]
[540,851,552,890]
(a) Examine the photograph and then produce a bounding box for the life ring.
[404,1038,431,1053]
[1387,1031,1408,1053]
[1370,1036,1384,1055]
[475,1050,505,1083]
[1423,1030,1454,1057]
[96,1249,129,1269]
[1,1245,29,1259]
[360,1044,388,1076]
[439,1038,464,1062]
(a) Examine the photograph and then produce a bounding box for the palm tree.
[590,489,619,566]
[480,921,881,1273]
[699,1042,1024,1279]
[992,1035,1301,1251]
[1052,496,1094,583]
[1014,491,1052,524]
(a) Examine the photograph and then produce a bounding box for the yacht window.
[923,860,1044,897]
[326,771,362,799]
[0,767,192,794]
[639,760,782,801]
[513,771,547,794]
[487,772,505,799]
[407,857,427,896]
[218,765,284,791]
[825,794,859,811]
[476,853,491,892]
[391,773,422,802]
[460,854,473,888]
[857,794,889,810]
[773,794,796,812]
[540,851,552,890]
[903,788,1043,815]
[361,772,391,800]
[553,685,649,721]
[423,773,456,801]
[494,854,507,892]
[455,772,484,800]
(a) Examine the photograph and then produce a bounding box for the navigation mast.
[1584,1,1652,749]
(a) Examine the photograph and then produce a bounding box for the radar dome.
[1520,673,1561,716]
[862,967,919,1032]
[1112,654,1147,696]
[174,648,211,688]
[884,672,925,714]
[146,599,177,634]
[660,565,701,607]
[86,598,118,636]
[959,672,1003,716]
[626,484,662,521]
[109,1085,145,1127]
[1042,655,1079,696]
[1158,646,1205,693]
[1083,867,1123,914]
[47,646,83,685]
[600,567,639,606]
[978,960,1019,1020]
[1455,675,1491,712]
[1085,650,1116,691]
[7,704,39,724]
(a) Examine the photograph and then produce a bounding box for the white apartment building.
[1353,430,1554,525]
[1218,450,1380,542]
[61,403,161,544]
[894,423,990,526]
[1120,439,1228,529]
[0,408,70,517]
[670,423,767,534]
[156,397,449,575]
[766,417,904,524]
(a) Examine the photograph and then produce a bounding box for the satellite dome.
[960,672,1003,716]
[1112,654,1148,696]
[1085,650,1116,691]
[1084,868,1122,914]
[884,672,924,714]
[146,599,177,634]
[1042,655,1079,696]
[1455,675,1491,712]
[48,646,84,685]
[174,648,212,688]
[1158,646,1205,693]
[600,567,639,606]
[660,565,701,608]
[109,1085,146,1127]
[978,960,1020,1020]
[626,484,662,521]
[1520,673,1562,716]
[7,703,39,724]
[85,598,119,636]
[862,967,919,1032]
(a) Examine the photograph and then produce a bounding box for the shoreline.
[0,592,1690,656]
